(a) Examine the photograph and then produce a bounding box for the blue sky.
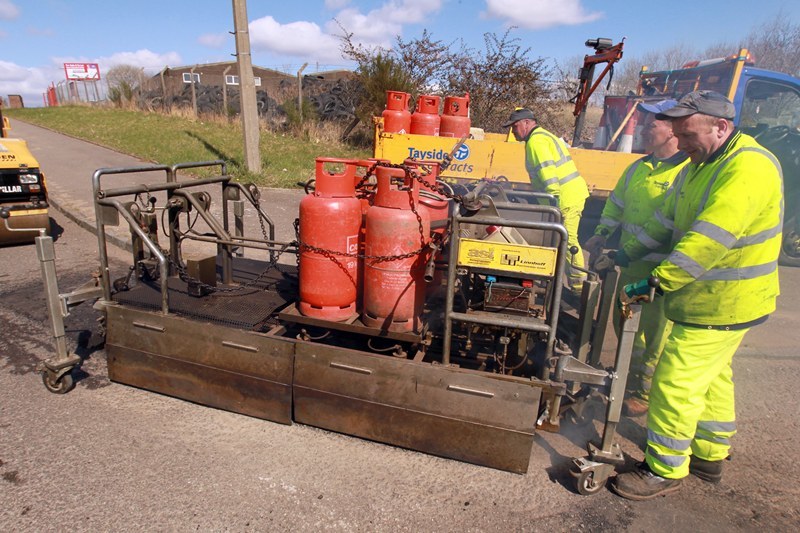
[2,0,798,106]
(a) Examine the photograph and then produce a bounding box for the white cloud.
[249,15,343,63]
[249,1,445,63]
[198,33,227,48]
[324,0,350,9]
[483,0,603,30]
[0,60,51,106]
[0,0,20,20]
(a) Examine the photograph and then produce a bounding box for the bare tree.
[444,30,551,132]
[744,13,800,76]
[106,64,144,107]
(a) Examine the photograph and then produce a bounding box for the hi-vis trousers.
[645,323,747,479]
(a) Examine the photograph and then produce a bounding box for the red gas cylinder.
[404,159,450,293]
[363,166,430,332]
[351,158,389,312]
[410,95,441,136]
[382,91,411,134]
[440,94,471,138]
[298,158,362,321]
[403,158,449,240]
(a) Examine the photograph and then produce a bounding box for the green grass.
[5,106,370,188]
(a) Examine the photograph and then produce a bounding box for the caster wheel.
[575,469,605,495]
[42,369,75,394]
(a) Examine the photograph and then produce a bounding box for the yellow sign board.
[457,238,557,277]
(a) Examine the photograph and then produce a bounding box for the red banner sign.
[64,63,101,81]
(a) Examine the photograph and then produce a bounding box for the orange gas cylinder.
[440,94,470,138]
[298,158,361,321]
[404,159,450,294]
[410,95,441,136]
[382,91,411,134]
[403,158,449,239]
[363,166,430,332]
[352,158,389,312]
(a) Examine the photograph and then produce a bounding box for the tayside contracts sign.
[64,63,101,81]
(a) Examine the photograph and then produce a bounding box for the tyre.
[780,215,800,267]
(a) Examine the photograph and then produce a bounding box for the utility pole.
[231,0,261,172]
[297,62,308,123]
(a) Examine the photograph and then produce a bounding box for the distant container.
[382,91,411,134]
[410,95,441,136]
[440,94,470,138]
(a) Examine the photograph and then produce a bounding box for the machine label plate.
[457,238,557,276]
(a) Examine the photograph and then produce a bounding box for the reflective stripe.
[621,222,641,235]
[697,420,737,433]
[609,191,624,209]
[632,225,664,250]
[647,445,687,468]
[691,220,737,249]
[655,209,676,231]
[734,222,782,248]
[696,146,783,216]
[623,159,644,190]
[599,216,620,230]
[694,433,731,445]
[648,429,692,451]
[667,250,707,279]
[532,130,568,159]
[559,170,581,185]
[698,261,778,281]
[543,176,559,186]
[642,252,668,262]
[532,160,555,174]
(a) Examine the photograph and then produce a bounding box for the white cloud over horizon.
[0,0,20,20]
[483,0,603,30]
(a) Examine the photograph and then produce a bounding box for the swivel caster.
[571,457,616,496]
[41,368,75,394]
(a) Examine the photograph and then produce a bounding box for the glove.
[613,249,630,268]
[616,278,652,314]
[584,234,607,260]
[592,252,616,272]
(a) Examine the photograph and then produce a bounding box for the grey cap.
[501,108,536,128]
[656,90,735,120]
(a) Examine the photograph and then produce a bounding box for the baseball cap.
[656,90,735,120]
[639,99,678,115]
[501,108,536,128]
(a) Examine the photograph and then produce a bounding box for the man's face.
[672,114,726,163]
[511,119,535,141]
[642,114,674,153]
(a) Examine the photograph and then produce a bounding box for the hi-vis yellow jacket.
[524,127,589,209]
[623,131,782,326]
[595,152,690,278]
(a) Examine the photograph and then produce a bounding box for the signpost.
[62,63,101,104]
[63,63,101,81]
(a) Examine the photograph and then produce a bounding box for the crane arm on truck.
[571,38,625,146]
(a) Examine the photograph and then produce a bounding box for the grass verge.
[5,106,371,188]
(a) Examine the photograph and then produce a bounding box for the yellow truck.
[374,42,800,263]
[372,120,639,241]
[0,107,50,244]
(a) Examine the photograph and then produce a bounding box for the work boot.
[611,462,683,501]
[622,396,649,417]
[689,456,726,483]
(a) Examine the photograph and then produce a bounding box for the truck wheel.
[780,215,800,267]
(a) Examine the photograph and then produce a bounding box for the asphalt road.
[1,119,799,531]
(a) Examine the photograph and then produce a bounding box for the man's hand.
[592,252,616,272]
[584,234,607,259]
[617,277,661,318]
